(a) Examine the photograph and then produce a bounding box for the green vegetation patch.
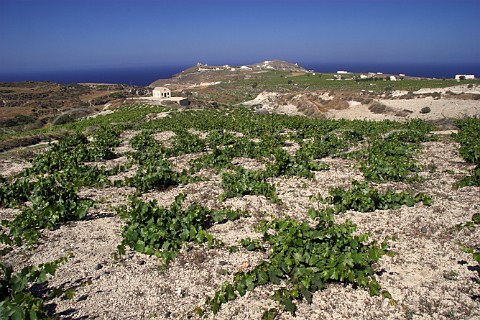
[0,257,69,320]
[454,118,480,188]
[116,193,248,265]
[200,209,389,316]
[0,172,92,247]
[220,167,280,203]
[319,180,431,214]
[196,71,480,103]
[0,127,125,249]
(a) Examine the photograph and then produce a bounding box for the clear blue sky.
[1,0,479,73]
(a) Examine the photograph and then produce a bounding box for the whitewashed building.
[455,74,475,80]
[153,87,171,99]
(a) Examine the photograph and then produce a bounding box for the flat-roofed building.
[152,87,171,99]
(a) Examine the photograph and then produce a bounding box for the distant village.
[330,70,475,81]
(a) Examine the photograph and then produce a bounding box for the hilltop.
[149,60,308,88]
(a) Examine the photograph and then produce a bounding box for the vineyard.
[0,104,479,319]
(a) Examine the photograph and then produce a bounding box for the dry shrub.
[361,98,373,105]
[401,92,415,100]
[312,112,326,119]
[368,102,387,114]
[324,99,349,110]
[395,111,409,117]
[428,118,456,130]
[297,104,308,113]
[300,105,324,119]
[420,107,431,114]
[303,108,316,117]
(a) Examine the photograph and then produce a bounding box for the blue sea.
[1,63,478,86]
[0,65,190,87]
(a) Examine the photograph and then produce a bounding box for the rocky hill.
[149,60,308,88]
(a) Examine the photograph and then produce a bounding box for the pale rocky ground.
[1,103,479,319]
[327,98,480,121]
[242,84,480,121]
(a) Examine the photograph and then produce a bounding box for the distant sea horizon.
[1,62,478,87]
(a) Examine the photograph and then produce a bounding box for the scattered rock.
[255,108,269,115]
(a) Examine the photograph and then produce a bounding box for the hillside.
[0,81,150,147]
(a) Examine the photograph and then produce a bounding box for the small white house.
[153,87,171,99]
[455,74,475,80]
[337,71,349,74]
[390,76,397,81]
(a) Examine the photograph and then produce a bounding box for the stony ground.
[1,128,479,320]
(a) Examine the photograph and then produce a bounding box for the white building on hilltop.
[455,74,475,80]
[153,87,171,99]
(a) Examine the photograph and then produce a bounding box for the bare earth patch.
[0,158,32,178]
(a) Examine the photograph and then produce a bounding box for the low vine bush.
[220,168,280,204]
[357,140,421,182]
[189,147,236,173]
[0,257,67,319]
[0,128,124,249]
[454,118,480,188]
[459,213,480,279]
[168,130,206,157]
[298,132,349,160]
[318,180,432,214]
[116,193,248,265]
[27,128,120,176]
[265,149,328,179]
[0,172,92,247]
[124,158,193,193]
[199,209,390,316]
